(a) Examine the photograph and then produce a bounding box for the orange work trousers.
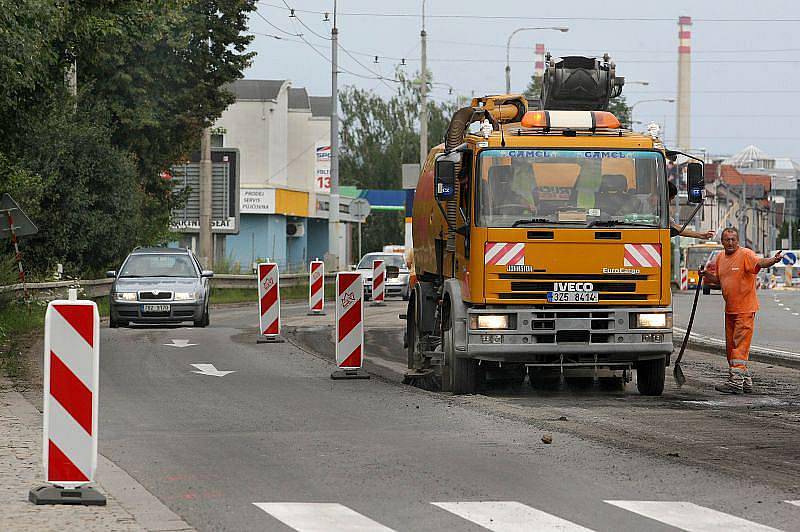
[724,312,755,371]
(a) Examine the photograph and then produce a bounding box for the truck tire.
[636,358,665,396]
[443,305,478,394]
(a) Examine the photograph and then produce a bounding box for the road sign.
[783,252,797,266]
[257,263,281,341]
[39,300,102,496]
[350,198,371,220]
[308,261,325,314]
[335,272,364,369]
[0,194,38,237]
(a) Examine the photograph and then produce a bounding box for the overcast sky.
[245,0,800,161]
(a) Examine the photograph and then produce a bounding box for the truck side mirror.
[686,162,704,204]
[435,155,458,201]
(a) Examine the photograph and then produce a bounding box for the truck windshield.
[476,149,667,228]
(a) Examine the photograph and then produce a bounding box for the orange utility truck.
[405,54,705,395]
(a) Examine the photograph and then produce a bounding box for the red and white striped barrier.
[42,300,99,487]
[308,260,324,314]
[335,272,364,369]
[258,263,281,339]
[680,268,688,291]
[371,259,385,304]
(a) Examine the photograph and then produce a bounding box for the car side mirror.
[201,270,214,278]
[687,162,704,204]
[349,264,357,271]
[435,153,459,201]
[105,270,117,278]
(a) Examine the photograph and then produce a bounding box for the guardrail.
[0,273,338,301]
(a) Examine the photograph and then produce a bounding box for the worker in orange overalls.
[702,227,783,394]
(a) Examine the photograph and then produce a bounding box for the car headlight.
[635,313,671,329]
[173,292,196,301]
[470,314,514,330]
[114,292,137,302]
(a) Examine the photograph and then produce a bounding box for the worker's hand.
[700,230,715,240]
[698,266,706,277]
[772,250,784,265]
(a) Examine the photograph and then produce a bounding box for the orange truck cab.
[405,55,705,396]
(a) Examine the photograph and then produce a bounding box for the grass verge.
[210,283,335,305]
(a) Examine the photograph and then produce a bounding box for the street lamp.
[629,98,675,129]
[505,26,569,94]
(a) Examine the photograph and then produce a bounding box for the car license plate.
[142,304,170,313]
[547,291,599,303]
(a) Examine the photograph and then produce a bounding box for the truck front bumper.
[463,306,672,363]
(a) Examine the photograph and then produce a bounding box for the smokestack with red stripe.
[534,43,545,78]
[676,16,692,151]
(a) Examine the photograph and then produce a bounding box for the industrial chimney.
[676,16,692,151]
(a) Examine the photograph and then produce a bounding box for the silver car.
[107,247,213,328]
[357,252,410,301]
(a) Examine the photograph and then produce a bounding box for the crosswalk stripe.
[253,503,396,532]
[786,501,800,507]
[432,501,595,532]
[606,501,781,531]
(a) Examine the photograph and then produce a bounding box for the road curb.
[673,326,800,370]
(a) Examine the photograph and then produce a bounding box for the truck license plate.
[142,304,170,312]
[547,291,599,303]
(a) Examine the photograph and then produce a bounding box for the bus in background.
[684,242,723,292]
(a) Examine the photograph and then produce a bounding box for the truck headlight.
[114,292,136,302]
[174,292,196,301]
[635,313,671,329]
[470,314,513,330]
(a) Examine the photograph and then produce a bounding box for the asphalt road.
[673,289,800,354]
[96,299,800,531]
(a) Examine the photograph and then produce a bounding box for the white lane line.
[432,501,595,532]
[253,503,396,532]
[793,313,799,316]
[778,303,785,307]
[606,501,781,531]
[786,500,800,507]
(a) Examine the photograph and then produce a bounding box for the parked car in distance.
[356,252,410,301]
[107,247,213,328]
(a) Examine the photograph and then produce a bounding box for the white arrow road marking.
[190,363,235,377]
[786,501,800,507]
[165,339,197,348]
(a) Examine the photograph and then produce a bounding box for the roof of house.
[288,87,311,110]
[228,80,287,101]
[310,96,333,117]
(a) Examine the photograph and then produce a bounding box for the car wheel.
[109,317,119,329]
[194,307,208,328]
[402,288,410,301]
[702,285,711,295]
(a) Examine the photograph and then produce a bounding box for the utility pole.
[328,0,342,270]
[199,127,213,267]
[419,0,428,169]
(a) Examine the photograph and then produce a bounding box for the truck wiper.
[512,218,586,228]
[586,220,656,228]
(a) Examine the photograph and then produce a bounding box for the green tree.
[0,1,257,277]
[339,72,454,255]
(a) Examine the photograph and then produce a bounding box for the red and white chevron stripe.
[336,272,363,369]
[308,261,324,313]
[372,259,385,303]
[485,243,526,266]
[624,244,662,268]
[258,263,280,337]
[43,300,100,487]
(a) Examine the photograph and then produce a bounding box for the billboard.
[170,148,240,234]
[315,141,331,194]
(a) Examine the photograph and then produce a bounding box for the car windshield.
[357,254,406,269]
[476,149,667,228]
[120,254,197,278]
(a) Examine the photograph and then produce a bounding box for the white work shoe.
[742,376,754,394]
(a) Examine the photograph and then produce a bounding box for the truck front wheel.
[443,305,478,394]
[636,358,666,396]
